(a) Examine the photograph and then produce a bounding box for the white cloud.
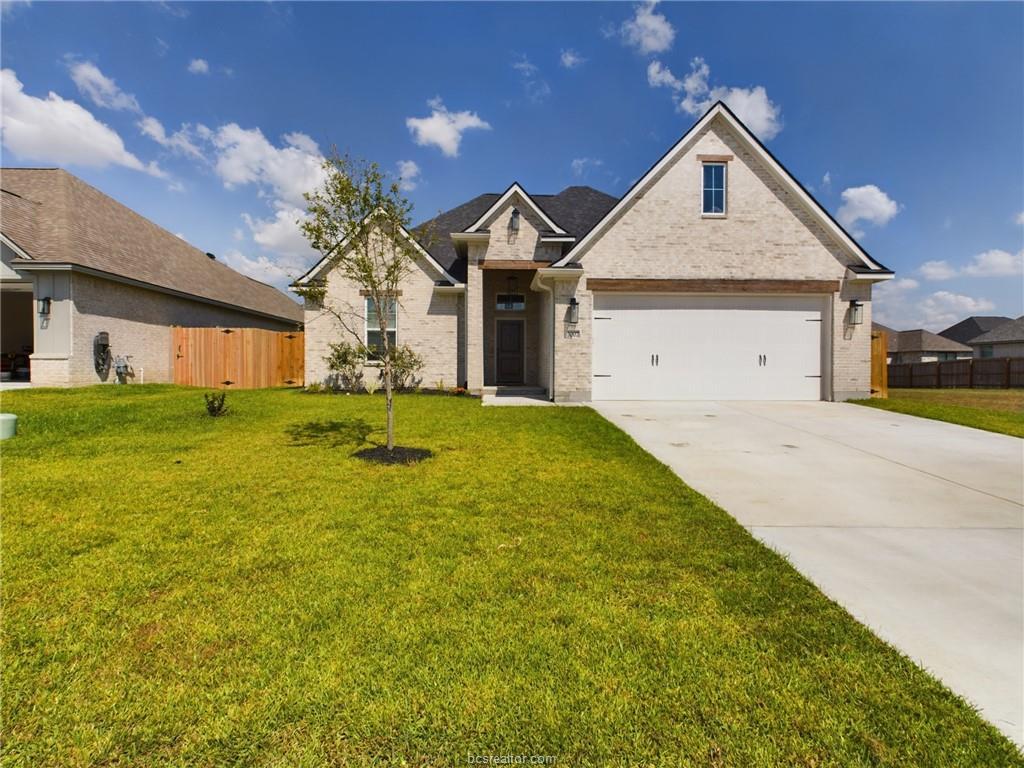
[208,124,326,207]
[821,171,831,192]
[963,249,1024,277]
[0,68,164,177]
[1015,211,1024,226]
[836,185,901,236]
[187,58,209,75]
[138,116,203,160]
[512,56,551,103]
[676,57,783,141]
[242,206,315,261]
[1,0,31,19]
[571,157,604,178]
[396,160,421,192]
[873,277,996,331]
[919,260,958,281]
[405,97,491,158]
[647,60,682,91]
[156,38,170,57]
[232,228,245,241]
[156,1,188,18]
[620,1,675,55]
[560,49,585,69]
[221,248,302,287]
[67,60,141,113]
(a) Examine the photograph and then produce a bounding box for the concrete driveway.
[592,400,1024,745]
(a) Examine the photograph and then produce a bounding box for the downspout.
[531,271,555,402]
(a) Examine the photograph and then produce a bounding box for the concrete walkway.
[592,400,1024,745]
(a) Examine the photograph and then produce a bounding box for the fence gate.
[870,329,888,398]
[172,327,304,388]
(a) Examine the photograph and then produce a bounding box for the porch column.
[465,245,485,391]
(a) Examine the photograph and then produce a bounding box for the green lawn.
[852,388,1024,437]
[2,387,1019,767]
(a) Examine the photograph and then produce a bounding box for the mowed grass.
[853,387,1024,437]
[2,387,1019,767]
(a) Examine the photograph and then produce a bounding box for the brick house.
[296,102,893,402]
[0,168,303,387]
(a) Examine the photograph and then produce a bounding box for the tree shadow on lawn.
[285,419,432,464]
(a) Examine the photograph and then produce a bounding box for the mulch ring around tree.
[353,446,433,465]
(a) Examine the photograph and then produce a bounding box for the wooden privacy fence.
[172,327,304,388]
[871,330,888,398]
[888,357,1024,389]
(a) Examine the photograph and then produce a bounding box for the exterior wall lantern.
[37,296,51,316]
[848,300,864,325]
[568,297,580,324]
[509,207,520,235]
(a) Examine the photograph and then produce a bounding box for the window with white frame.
[365,296,397,360]
[702,163,726,215]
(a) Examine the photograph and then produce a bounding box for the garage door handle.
[655,354,659,366]
[651,354,654,366]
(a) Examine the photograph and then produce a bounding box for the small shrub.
[365,378,380,396]
[435,379,446,392]
[386,344,424,390]
[304,382,324,394]
[451,386,467,396]
[323,342,365,392]
[204,392,228,417]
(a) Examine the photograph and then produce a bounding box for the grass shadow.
[285,419,375,448]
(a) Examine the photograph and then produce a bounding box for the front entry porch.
[481,268,545,390]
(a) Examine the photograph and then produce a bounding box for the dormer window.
[702,163,726,215]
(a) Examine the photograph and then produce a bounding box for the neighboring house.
[296,102,893,402]
[885,328,972,364]
[938,315,1013,346]
[966,316,1024,359]
[1,168,303,387]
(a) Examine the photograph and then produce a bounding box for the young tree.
[296,153,425,452]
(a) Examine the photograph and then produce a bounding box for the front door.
[495,319,525,385]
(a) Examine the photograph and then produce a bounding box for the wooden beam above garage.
[586,278,840,294]
[479,260,553,270]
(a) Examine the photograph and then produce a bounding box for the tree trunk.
[384,358,394,451]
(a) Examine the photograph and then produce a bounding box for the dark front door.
[495,319,525,384]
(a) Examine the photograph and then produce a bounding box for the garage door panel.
[592,294,824,401]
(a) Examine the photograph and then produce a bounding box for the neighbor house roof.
[411,185,617,282]
[938,316,1013,345]
[966,316,1024,345]
[0,168,303,324]
[889,329,972,354]
[871,322,898,353]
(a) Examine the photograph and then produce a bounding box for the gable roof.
[938,315,1014,345]
[464,183,567,234]
[551,101,893,275]
[966,316,1024,345]
[1,168,302,323]
[411,185,617,282]
[890,329,972,354]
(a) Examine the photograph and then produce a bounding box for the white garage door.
[592,294,825,400]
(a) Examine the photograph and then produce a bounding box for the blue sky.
[2,1,1022,330]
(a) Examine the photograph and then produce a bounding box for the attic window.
[702,163,726,215]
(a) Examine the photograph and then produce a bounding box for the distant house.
[1,168,303,387]
[879,326,972,364]
[872,322,897,364]
[938,316,1013,345]
[966,316,1024,359]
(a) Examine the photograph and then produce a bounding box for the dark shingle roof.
[1,168,303,324]
[413,185,617,282]
[871,322,898,353]
[890,329,972,354]
[967,316,1024,345]
[938,316,1013,345]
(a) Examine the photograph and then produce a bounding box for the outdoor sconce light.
[848,300,864,325]
[507,275,518,294]
[568,297,580,324]
[509,207,520,235]
[37,296,51,316]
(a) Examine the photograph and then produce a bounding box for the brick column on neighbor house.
[465,242,486,392]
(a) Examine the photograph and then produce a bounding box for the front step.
[480,386,548,397]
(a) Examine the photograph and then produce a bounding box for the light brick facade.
[304,113,883,401]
